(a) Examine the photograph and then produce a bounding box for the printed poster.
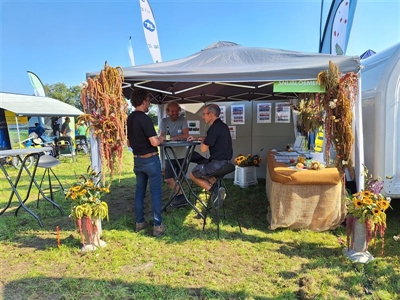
[219,105,226,123]
[275,102,291,124]
[231,104,245,125]
[188,120,200,135]
[257,103,271,123]
[228,126,236,140]
[4,110,29,149]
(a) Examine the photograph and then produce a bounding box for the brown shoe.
[136,221,148,232]
[153,224,166,237]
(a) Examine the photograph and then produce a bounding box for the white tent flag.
[27,71,46,97]
[139,0,162,63]
[128,36,135,66]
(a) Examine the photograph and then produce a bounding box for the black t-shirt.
[203,118,233,161]
[127,111,158,155]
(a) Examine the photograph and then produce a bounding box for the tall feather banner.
[27,71,46,97]
[128,36,135,66]
[319,0,358,55]
[139,0,162,63]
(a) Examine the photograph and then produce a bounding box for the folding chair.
[56,136,77,162]
[75,135,89,154]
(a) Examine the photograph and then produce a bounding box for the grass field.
[0,149,399,299]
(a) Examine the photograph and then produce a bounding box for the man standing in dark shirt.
[187,104,233,199]
[127,89,166,237]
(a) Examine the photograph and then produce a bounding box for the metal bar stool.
[202,163,242,238]
[36,155,65,207]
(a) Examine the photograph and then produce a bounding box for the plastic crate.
[234,166,258,188]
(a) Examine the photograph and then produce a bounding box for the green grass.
[0,150,399,299]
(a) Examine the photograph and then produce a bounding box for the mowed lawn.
[0,149,399,300]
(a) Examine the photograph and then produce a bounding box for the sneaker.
[170,194,188,208]
[153,224,166,237]
[135,221,148,232]
[213,187,226,209]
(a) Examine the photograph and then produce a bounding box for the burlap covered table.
[266,150,346,231]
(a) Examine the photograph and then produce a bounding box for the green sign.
[273,80,326,93]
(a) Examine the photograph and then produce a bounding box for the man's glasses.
[202,112,210,116]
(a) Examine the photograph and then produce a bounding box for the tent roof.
[87,41,361,104]
[0,92,83,116]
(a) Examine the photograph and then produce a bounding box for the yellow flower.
[362,190,372,197]
[372,208,381,216]
[363,197,373,205]
[353,198,363,208]
[378,199,390,211]
[72,186,81,192]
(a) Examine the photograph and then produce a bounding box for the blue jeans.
[134,155,163,226]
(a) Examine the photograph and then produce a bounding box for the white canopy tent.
[87,41,364,190]
[88,41,361,104]
[0,92,83,117]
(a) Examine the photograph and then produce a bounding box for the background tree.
[148,104,159,125]
[43,83,82,111]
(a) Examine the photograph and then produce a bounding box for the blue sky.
[1,0,399,95]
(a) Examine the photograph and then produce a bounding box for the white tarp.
[0,92,83,116]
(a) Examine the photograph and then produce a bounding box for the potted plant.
[233,152,262,188]
[344,166,392,262]
[66,168,110,251]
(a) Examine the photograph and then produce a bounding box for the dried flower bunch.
[291,94,325,135]
[80,62,128,185]
[291,62,358,177]
[234,154,262,167]
[317,61,358,175]
[345,166,392,255]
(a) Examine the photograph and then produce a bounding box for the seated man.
[159,102,189,208]
[187,104,233,203]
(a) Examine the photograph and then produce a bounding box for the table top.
[160,140,201,147]
[0,147,52,157]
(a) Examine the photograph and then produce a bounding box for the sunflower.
[363,197,373,205]
[362,190,372,197]
[372,208,381,216]
[353,198,363,208]
[377,199,390,211]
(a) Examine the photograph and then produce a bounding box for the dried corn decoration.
[291,93,325,135]
[317,61,358,177]
[80,63,128,185]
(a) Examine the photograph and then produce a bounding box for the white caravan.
[361,42,400,198]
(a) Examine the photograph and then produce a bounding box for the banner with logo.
[273,80,326,93]
[139,0,162,63]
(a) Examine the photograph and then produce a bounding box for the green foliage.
[44,82,82,111]
[147,103,159,125]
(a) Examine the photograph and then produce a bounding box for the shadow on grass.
[104,176,276,241]
[2,276,296,300]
